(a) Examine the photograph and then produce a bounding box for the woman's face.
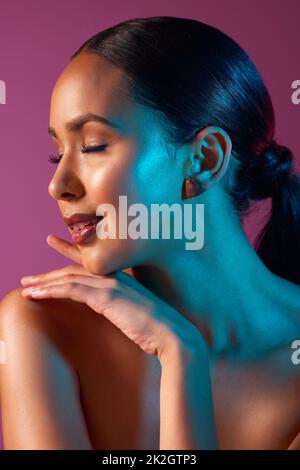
[48,53,184,275]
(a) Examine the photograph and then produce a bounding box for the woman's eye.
[81,144,108,154]
[48,153,63,164]
[48,144,108,165]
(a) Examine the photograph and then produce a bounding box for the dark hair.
[70,16,300,285]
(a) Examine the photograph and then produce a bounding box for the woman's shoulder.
[0,286,115,371]
[0,287,95,449]
[0,286,84,331]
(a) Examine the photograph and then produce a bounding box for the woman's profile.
[1,15,300,450]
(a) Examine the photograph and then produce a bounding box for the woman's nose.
[48,164,85,201]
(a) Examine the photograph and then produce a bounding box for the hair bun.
[250,140,294,200]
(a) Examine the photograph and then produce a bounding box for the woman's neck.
[130,207,299,360]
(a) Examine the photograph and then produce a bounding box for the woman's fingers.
[22,273,117,294]
[23,282,95,303]
[21,263,84,286]
[20,263,104,286]
[21,282,111,314]
[47,234,82,264]
[20,235,82,286]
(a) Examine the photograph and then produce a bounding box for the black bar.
[0,450,299,465]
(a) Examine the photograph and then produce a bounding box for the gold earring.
[182,176,206,199]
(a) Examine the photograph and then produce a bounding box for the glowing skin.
[47,53,189,275]
[46,52,300,359]
[1,52,300,449]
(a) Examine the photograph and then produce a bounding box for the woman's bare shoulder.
[0,285,111,329]
[0,286,115,370]
[0,287,94,449]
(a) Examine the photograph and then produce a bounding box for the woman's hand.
[20,235,205,362]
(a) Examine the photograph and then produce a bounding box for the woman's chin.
[80,238,141,276]
[81,257,111,276]
[80,249,121,276]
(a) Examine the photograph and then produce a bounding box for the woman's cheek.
[88,158,134,202]
[77,151,166,273]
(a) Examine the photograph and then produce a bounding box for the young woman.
[1,16,300,450]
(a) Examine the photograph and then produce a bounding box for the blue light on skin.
[48,52,300,361]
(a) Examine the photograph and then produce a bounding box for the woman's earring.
[182,176,206,199]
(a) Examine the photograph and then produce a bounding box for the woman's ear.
[186,126,232,190]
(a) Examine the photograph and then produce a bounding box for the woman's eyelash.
[48,153,62,164]
[48,144,108,164]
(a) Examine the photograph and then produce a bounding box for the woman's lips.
[68,217,103,245]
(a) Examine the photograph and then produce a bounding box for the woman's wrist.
[159,326,209,369]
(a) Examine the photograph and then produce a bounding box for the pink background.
[0,0,299,450]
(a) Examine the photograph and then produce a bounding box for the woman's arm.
[0,288,92,450]
[159,337,219,450]
[18,245,220,450]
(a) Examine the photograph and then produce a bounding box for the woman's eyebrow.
[48,112,119,138]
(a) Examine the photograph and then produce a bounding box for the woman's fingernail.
[30,289,46,297]
[20,277,37,285]
[22,288,45,297]
[22,287,34,295]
